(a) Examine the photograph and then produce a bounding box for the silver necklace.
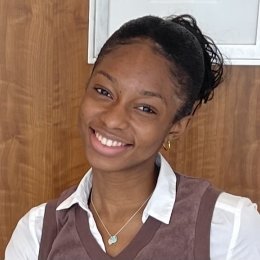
[90,193,151,246]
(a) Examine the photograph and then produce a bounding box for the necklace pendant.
[108,235,118,245]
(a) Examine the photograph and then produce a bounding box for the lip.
[89,128,132,156]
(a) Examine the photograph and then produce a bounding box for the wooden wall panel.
[162,66,260,206]
[0,0,91,257]
[0,1,260,258]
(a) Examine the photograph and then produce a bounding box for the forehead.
[96,40,169,73]
[93,41,175,94]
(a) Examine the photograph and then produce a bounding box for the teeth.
[106,139,113,146]
[95,131,125,147]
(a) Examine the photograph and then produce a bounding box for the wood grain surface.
[0,0,91,257]
[162,65,260,204]
[0,0,260,258]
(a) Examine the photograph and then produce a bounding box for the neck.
[90,159,158,217]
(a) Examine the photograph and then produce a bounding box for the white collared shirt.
[5,155,260,259]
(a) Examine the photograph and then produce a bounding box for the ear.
[168,115,192,141]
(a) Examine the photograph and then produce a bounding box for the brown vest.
[39,174,221,260]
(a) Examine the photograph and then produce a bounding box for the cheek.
[134,123,168,148]
[78,98,94,135]
[79,96,98,122]
[79,97,107,139]
[78,108,88,142]
[78,101,88,126]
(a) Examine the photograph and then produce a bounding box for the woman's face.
[79,40,182,173]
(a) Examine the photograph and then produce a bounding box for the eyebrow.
[96,70,166,104]
[96,70,117,84]
[140,90,166,104]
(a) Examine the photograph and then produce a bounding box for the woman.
[5,14,260,259]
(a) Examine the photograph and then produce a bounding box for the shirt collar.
[57,154,176,225]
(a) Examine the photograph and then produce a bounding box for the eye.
[137,105,156,114]
[95,87,112,99]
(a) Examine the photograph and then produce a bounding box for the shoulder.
[210,192,260,259]
[5,203,46,260]
[5,184,80,260]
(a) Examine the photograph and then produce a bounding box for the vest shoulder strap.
[38,198,58,260]
[194,185,221,259]
[38,185,77,260]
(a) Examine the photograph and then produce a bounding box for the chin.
[86,153,126,173]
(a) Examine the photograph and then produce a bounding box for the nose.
[100,103,129,130]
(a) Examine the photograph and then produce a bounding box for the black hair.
[94,14,224,122]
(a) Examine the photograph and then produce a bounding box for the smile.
[95,131,126,147]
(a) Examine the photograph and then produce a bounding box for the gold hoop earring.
[163,140,171,151]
